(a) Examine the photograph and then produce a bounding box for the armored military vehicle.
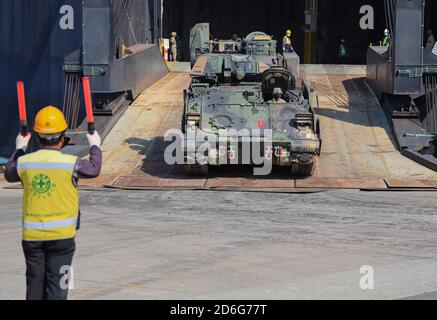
[189,23,300,77]
[182,24,321,177]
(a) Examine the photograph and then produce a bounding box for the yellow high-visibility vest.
[17,149,79,241]
[284,36,292,46]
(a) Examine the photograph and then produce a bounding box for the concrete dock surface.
[1,185,437,300]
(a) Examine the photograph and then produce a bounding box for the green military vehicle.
[182,23,321,177]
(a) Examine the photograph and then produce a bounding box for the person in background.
[170,32,178,62]
[338,39,349,64]
[282,29,294,53]
[425,29,435,52]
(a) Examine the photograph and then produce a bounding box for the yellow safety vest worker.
[284,36,292,46]
[17,149,79,241]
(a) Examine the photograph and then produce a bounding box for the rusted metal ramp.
[80,66,437,191]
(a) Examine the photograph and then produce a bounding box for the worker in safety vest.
[4,106,102,300]
[283,29,294,53]
[383,29,391,47]
[425,29,436,52]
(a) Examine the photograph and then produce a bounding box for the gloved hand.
[16,133,31,151]
[87,131,101,148]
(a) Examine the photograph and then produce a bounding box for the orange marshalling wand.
[16,81,28,136]
[82,77,95,134]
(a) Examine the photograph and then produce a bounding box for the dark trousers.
[22,238,76,300]
[284,45,293,53]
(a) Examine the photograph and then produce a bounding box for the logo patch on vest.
[31,174,54,197]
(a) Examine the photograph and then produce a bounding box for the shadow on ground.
[124,136,297,180]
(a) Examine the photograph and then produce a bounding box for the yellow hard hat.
[34,106,68,135]
[286,29,292,35]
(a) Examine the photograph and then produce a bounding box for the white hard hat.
[384,29,389,36]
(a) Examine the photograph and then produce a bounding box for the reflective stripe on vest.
[23,217,78,230]
[17,162,75,170]
[18,150,79,241]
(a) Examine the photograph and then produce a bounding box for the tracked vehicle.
[182,24,321,177]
